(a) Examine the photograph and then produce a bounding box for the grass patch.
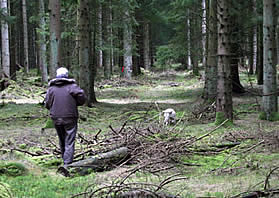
[0,173,95,198]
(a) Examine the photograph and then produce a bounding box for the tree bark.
[88,29,97,104]
[201,0,207,69]
[38,0,48,83]
[250,0,258,75]
[22,0,29,73]
[262,0,277,120]
[10,0,17,80]
[97,3,103,69]
[123,9,133,79]
[203,0,217,100]
[88,1,97,104]
[49,0,61,79]
[78,0,90,98]
[187,9,191,69]
[1,0,10,78]
[257,21,263,85]
[103,2,111,79]
[189,10,200,76]
[143,21,151,70]
[216,0,233,123]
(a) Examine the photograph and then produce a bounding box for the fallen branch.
[194,119,229,142]
[67,147,129,170]
[11,148,41,156]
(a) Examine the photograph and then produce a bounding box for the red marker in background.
[122,66,124,72]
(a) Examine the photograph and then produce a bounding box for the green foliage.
[182,154,237,172]
[215,112,233,126]
[215,112,226,126]
[31,156,62,168]
[154,45,176,68]
[0,162,27,176]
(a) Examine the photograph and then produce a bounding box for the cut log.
[66,147,129,171]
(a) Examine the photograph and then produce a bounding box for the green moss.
[18,144,27,149]
[41,158,62,168]
[182,154,237,172]
[215,112,233,126]
[0,162,28,176]
[31,155,62,168]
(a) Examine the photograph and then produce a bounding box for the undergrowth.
[0,69,279,197]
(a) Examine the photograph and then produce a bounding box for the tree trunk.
[38,0,48,83]
[190,10,200,76]
[187,9,191,69]
[22,0,29,73]
[201,0,207,69]
[78,0,90,97]
[10,0,17,80]
[103,2,111,79]
[203,0,217,100]
[262,0,277,120]
[231,48,245,93]
[49,0,61,79]
[251,0,258,75]
[123,9,133,79]
[97,3,103,69]
[216,0,233,124]
[67,147,129,171]
[88,29,97,104]
[143,21,151,70]
[248,27,254,75]
[109,0,114,74]
[87,1,97,104]
[257,22,263,85]
[1,0,10,78]
[277,15,279,65]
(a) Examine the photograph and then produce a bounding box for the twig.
[264,167,279,191]
[194,119,229,142]
[11,148,41,156]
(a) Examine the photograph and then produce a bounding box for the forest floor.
[0,69,279,198]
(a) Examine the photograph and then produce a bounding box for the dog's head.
[163,108,176,125]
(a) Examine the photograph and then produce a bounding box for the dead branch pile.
[190,101,216,122]
[96,78,149,89]
[70,120,234,174]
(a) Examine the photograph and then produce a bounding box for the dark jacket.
[45,78,86,125]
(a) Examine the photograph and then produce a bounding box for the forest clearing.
[0,69,279,198]
[0,0,279,197]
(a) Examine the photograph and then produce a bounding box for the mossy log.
[67,147,129,171]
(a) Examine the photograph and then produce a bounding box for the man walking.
[45,67,86,175]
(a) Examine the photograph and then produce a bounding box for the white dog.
[163,108,176,125]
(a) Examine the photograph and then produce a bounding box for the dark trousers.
[55,123,77,165]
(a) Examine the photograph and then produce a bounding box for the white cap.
[56,67,68,78]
